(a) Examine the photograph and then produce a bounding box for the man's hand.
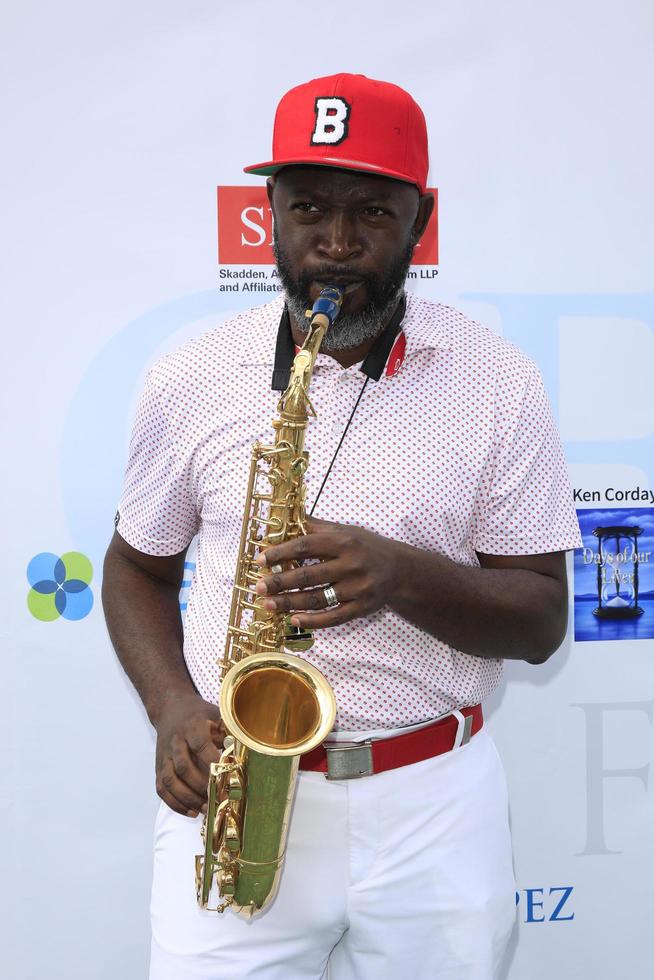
[254,516,569,663]
[154,691,226,817]
[102,534,228,815]
[255,517,399,629]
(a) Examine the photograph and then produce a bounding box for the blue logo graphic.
[27,552,94,622]
[180,559,196,614]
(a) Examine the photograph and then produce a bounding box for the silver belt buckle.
[325,741,374,780]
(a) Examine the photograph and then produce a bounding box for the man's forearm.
[102,550,197,725]
[102,536,225,817]
[389,542,567,663]
[256,519,569,664]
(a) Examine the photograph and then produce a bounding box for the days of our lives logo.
[573,507,654,642]
[216,185,439,266]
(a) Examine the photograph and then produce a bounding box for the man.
[103,74,582,979]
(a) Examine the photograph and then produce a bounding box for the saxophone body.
[195,287,342,917]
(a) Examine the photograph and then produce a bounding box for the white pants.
[150,730,516,980]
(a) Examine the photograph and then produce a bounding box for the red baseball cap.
[244,73,429,195]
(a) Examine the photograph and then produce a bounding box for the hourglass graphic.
[592,525,644,619]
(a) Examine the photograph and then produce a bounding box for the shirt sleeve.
[471,360,582,556]
[115,364,199,556]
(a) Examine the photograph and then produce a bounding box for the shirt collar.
[271,295,408,391]
[237,292,450,379]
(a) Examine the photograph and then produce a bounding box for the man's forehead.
[273,165,418,200]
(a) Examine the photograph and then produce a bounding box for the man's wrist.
[147,680,200,728]
[387,539,452,614]
[387,539,413,609]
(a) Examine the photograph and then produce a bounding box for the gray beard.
[285,285,405,351]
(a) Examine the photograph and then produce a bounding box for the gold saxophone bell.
[195,286,343,917]
[220,654,337,757]
[195,654,336,916]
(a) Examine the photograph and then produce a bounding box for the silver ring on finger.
[323,584,339,607]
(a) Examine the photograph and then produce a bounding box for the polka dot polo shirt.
[117,293,582,731]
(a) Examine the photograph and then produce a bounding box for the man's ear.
[411,192,435,245]
[265,177,276,207]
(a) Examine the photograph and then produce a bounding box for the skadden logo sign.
[216,186,439,292]
[217,187,276,266]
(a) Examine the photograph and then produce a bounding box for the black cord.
[309,376,370,516]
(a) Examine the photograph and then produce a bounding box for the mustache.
[296,266,374,286]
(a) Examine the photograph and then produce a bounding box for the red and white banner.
[217,185,439,265]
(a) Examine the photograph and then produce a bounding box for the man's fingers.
[171,734,212,796]
[157,757,206,815]
[262,582,352,614]
[257,531,342,568]
[158,787,202,819]
[256,558,341,597]
[288,599,361,630]
[187,722,226,770]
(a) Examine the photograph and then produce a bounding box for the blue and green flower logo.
[27,552,94,622]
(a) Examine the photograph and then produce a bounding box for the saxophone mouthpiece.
[310,285,344,327]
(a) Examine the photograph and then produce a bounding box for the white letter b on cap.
[311,97,350,145]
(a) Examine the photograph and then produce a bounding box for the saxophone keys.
[194,855,205,901]
[218,869,237,896]
[227,771,244,800]
[284,616,315,652]
[224,815,241,853]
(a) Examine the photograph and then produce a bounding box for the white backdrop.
[3,2,653,977]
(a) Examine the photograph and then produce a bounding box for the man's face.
[268,166,433,350]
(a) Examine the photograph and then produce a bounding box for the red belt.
[299,704,483,780]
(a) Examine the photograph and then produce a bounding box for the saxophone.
[195,286,343,917]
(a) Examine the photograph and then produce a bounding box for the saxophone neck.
[280,354,317,418]
[282,288,343,414]
[289,318,327,381]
